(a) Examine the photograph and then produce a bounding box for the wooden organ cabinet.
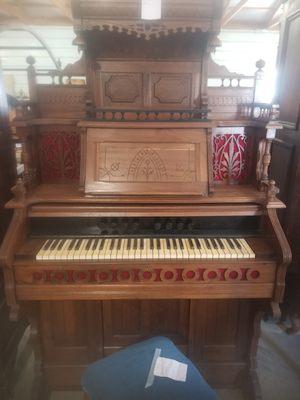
[0,1,291,399]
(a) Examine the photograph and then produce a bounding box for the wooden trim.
[15,283,274,301]
[222,0,249,27]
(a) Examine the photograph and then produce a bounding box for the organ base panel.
[36,299,259,392]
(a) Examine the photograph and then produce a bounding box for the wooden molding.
[222,0,249,27]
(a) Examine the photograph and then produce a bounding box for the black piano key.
[172,238,177,249]
[227,238,235,249]
[166,238,171,249]
[50,239,58,250]
[211,238,218,249]
[92,239,99,250]
[127,239,131,250]
[110,239,115,250]
[205,238,211,249]
[179,238,184,250]
[75,239,81,250]
[68,239,76,250]
[150,238,154,250]
[216,238,224,249]
[195,238,202,249]
[117,238,121,250]
[233,238,242,249]
[157,239,161,250]
[99,239,105,250]
[86,238,92,250]
[140,238,144,250]
[133,238,137,250]
[57,240,64,251]
[188,238,194,249]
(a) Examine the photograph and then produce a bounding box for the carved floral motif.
[39,130,80,182]
[213,129,253,183]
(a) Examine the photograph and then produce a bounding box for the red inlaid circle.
[55,271,65,281]
[77,271,87,280]
[229,271,239,280]
[208,271,217,280]
[143,271,152,280]
[99,272,108,280]
[164,271,174,280]
[251,270,260,279]
[121,271,130,280]
[33,272,43,281]
[186,270,196,279]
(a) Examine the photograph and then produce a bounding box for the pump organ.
[0,1,291,398]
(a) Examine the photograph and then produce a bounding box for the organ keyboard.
[36,237,255,261]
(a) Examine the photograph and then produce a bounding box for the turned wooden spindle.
[261,138,272,185]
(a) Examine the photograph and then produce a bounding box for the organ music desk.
[0,1,292,399]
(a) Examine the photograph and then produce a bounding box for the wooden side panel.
[84,128,208,195]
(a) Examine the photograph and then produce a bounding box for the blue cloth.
[81,336,218,400]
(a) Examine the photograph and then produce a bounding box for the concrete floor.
[14,321,300,400]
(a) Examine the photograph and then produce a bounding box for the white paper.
[153,356,188,382]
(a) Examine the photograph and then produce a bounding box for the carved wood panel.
[84,127,208,195]
[38,126,80,183]
[101,73,143,108]
[37,86,87,118]
[94,61,201,110]
[150,73,192,108]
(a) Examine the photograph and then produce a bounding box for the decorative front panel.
[101,73,143,108]
[17,264,274,285]
[212,127,253,184]
[96,142,196,183]
[38,127,80,183]
[37,86,87,118]
[84,128,208,195]
[95,61,201,109]
[150,74,192,108]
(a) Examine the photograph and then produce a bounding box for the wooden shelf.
[6,183,285,217]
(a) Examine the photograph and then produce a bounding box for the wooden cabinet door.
[40,301,103,389]
[102,300,190,355]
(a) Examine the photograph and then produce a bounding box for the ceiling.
[0,0,285,30]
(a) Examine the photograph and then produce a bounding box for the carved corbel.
[266,208,292,304]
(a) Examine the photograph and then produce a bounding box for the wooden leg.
[25,303,50,400]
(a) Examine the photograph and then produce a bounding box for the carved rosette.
[24,267,262,285]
